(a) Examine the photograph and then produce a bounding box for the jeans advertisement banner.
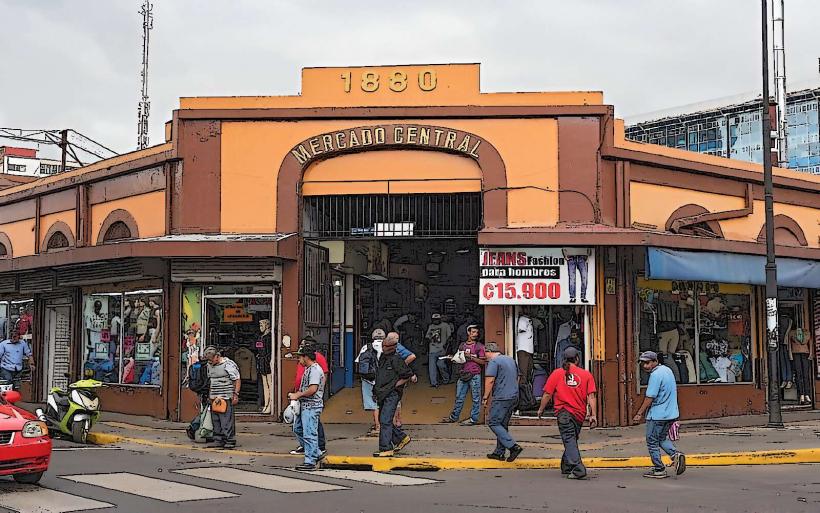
[479,247,595,305]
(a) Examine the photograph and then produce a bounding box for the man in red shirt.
[537,347,597,480]
[290,337,328,458]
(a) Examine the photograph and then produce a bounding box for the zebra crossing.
[0,466,439,513]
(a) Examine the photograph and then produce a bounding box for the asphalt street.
[0,439,818,513]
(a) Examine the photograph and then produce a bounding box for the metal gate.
[303,242,335,393]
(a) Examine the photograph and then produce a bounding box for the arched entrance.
[277,124,508,422]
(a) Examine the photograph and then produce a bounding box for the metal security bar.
[303,193,482,239]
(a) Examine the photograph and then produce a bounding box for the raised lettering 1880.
[341,69,437,93]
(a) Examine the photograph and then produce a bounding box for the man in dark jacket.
[373,332,415,457]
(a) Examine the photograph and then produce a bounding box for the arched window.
[103,221,132,242]
[0,244,7,257]
[46,231,69,250]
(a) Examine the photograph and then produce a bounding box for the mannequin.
[256,319,274,414]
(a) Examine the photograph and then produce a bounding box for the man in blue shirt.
[482,342,523,462]
[633,351,686,479]
[0,329,35,391]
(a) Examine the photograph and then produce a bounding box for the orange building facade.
[1,64,818,426]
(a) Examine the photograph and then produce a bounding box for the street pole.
[59,129,68,174]
[761,0,783,428]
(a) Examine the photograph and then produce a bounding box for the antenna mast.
[137,0,153,150]
[772,0,788,167]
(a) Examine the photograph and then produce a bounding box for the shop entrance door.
[43,305,71,397]
[202,291,276,414]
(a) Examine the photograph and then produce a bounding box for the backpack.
[356,343,378,381]
[187,361,210,395]
[516,382,538,412]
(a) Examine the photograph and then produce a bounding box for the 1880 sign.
[289,124,484,166]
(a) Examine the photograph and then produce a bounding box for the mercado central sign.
[289,124,484,165]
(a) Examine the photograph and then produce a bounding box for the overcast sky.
[2,0,819,157]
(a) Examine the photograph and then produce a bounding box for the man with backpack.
[185,355,212,442]
[356,329,383,436]
[373,332,415,457]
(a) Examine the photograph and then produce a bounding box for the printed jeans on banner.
[567,255,589,301]
[428,350,451,386]
[293,407,323,465]
[488,398,517,455]
[557,410,586,477]
[646,419,678,471]
[450,374,482,423]
[378,390,407,452]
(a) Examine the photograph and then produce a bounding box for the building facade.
[0,146,79,178]
[625,86,820,175]
[2,64,818,427]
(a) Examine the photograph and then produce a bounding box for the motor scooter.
[36,378,103,444]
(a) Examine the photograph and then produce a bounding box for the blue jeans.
[487,397,517,455]
[428,350,450,386]
[646,419,678,471]
[567,255,589,301]
[293,407,323,465]
[450,374,481,423]
[378,390,407,452]
[0,367,21,391]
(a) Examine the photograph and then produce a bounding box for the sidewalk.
[75,407,820,471]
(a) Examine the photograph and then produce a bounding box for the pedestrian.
[0,329,34,391]
[372,332,414,457]
[483,342,524,462]
[290,337,328,458]
[633,351,686,479]
[393,339,417,429]
[287,343,326,470]
[537,347,597,480]
[426,313,453,387]
[203,346,239,449]
[442,325,486,425]
[356,329,384,436]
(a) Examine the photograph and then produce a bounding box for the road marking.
[0,484,114,513]
[174,467,347,493]
[59,472,237,502]
[295,469,439,486]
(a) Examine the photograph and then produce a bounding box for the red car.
[0,390,51,484]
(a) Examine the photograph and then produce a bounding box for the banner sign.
[479,247,596,305]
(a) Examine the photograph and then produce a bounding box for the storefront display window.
[181,286,203,378]
[636,278,753,386]
[0,299,35,383]
[82,289,163,386]
[513,305,591,415]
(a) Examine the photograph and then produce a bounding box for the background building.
[625,85,820,175]
[0,146,79,178]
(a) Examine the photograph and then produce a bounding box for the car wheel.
[71,418,89,444]
[13,472,43,485]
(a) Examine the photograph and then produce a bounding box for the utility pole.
[137,0,153,150]
[761,0,783,428]
[772,0,788,167]
[59,129,68,173]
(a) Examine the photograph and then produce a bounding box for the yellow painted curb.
[87,432,820,471]
[326,448,820,472]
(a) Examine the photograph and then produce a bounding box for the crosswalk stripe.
[174,467,348,493]
[59,472,238,502]
[0,485,114,513]
[294,469,439,486]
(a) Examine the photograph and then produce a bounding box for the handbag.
[211,397,228,414]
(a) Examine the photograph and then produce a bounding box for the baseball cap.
[639,350,658,362]
[485,342,501,353]
[563,347,580,360]
[371,328,386,340]
[467,324,480,330]
[432,313,441,320]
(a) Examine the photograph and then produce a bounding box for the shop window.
[636,279,753,386]
[82,289,163,386]
[513,305,591,416]
[0,299,35,383]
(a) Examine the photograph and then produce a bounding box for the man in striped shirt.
[204,346,240,449]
